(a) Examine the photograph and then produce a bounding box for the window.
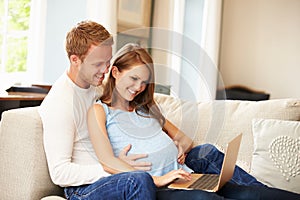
[0,0,45,90]
[0,0,30,72]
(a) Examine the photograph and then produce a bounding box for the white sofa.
[0,93,299,199]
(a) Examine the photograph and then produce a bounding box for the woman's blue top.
[98,101,193,176]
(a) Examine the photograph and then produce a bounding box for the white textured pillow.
[251,118,300,194]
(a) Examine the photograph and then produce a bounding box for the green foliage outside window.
[8,0,30,31]
[0,1,3,30]
[0,0,31,73]
[0,35,2,67]
[6,37,28,72]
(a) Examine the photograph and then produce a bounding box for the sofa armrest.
[0,107,64,200]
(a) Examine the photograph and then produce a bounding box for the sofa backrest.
[0,107,64,200]
[154,94,300,172]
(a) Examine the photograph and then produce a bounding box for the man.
[39,20,156,200]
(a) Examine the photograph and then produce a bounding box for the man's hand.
[118,144,152,171]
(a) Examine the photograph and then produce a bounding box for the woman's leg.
[64,171,156,200]
[185,144,264,186]
[218,182,300,200]
[156,188,233,200]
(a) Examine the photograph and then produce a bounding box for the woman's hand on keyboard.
[152,168,192,187]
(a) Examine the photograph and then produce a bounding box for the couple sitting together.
[39,20,300,200]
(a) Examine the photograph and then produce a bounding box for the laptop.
[168,133,242,192]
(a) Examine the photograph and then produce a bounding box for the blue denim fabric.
[217,182,300,200]
[157,187,233,200]
[64,171,156,200]
[156,183,300,200]
[185,144,264,186]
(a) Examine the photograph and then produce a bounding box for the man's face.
[77,45,112,88]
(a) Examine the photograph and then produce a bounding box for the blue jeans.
[185,144,264,186]
[64,171,156,200]
[157,183,300,200]
[157,188,233,200]
[217,182,300,200]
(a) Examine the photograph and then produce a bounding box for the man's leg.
[217,182,300,200]
[64,171,156,200]
[185,144,264,186]
[156,188,232,200]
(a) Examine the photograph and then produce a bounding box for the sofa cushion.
[0,107,64,200]
[154,94,300,172]
[251,118,300,194]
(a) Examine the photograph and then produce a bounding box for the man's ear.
[70,55,80,65]
[111,66,119,78]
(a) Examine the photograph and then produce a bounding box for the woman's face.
[113,64,150,102]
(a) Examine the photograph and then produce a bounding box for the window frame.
[0,0,46,91]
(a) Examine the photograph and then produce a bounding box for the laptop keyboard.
[188,174,219,190]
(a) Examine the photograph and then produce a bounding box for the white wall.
[43,0,86,84]
[219,0,300,99]
[43,0,117,84]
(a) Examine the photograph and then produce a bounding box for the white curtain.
[200,0,223,99]
[26,0,47,83]
[165,0,223,101]
[86,0,118,52]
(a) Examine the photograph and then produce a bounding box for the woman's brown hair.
[101,43,165,126]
